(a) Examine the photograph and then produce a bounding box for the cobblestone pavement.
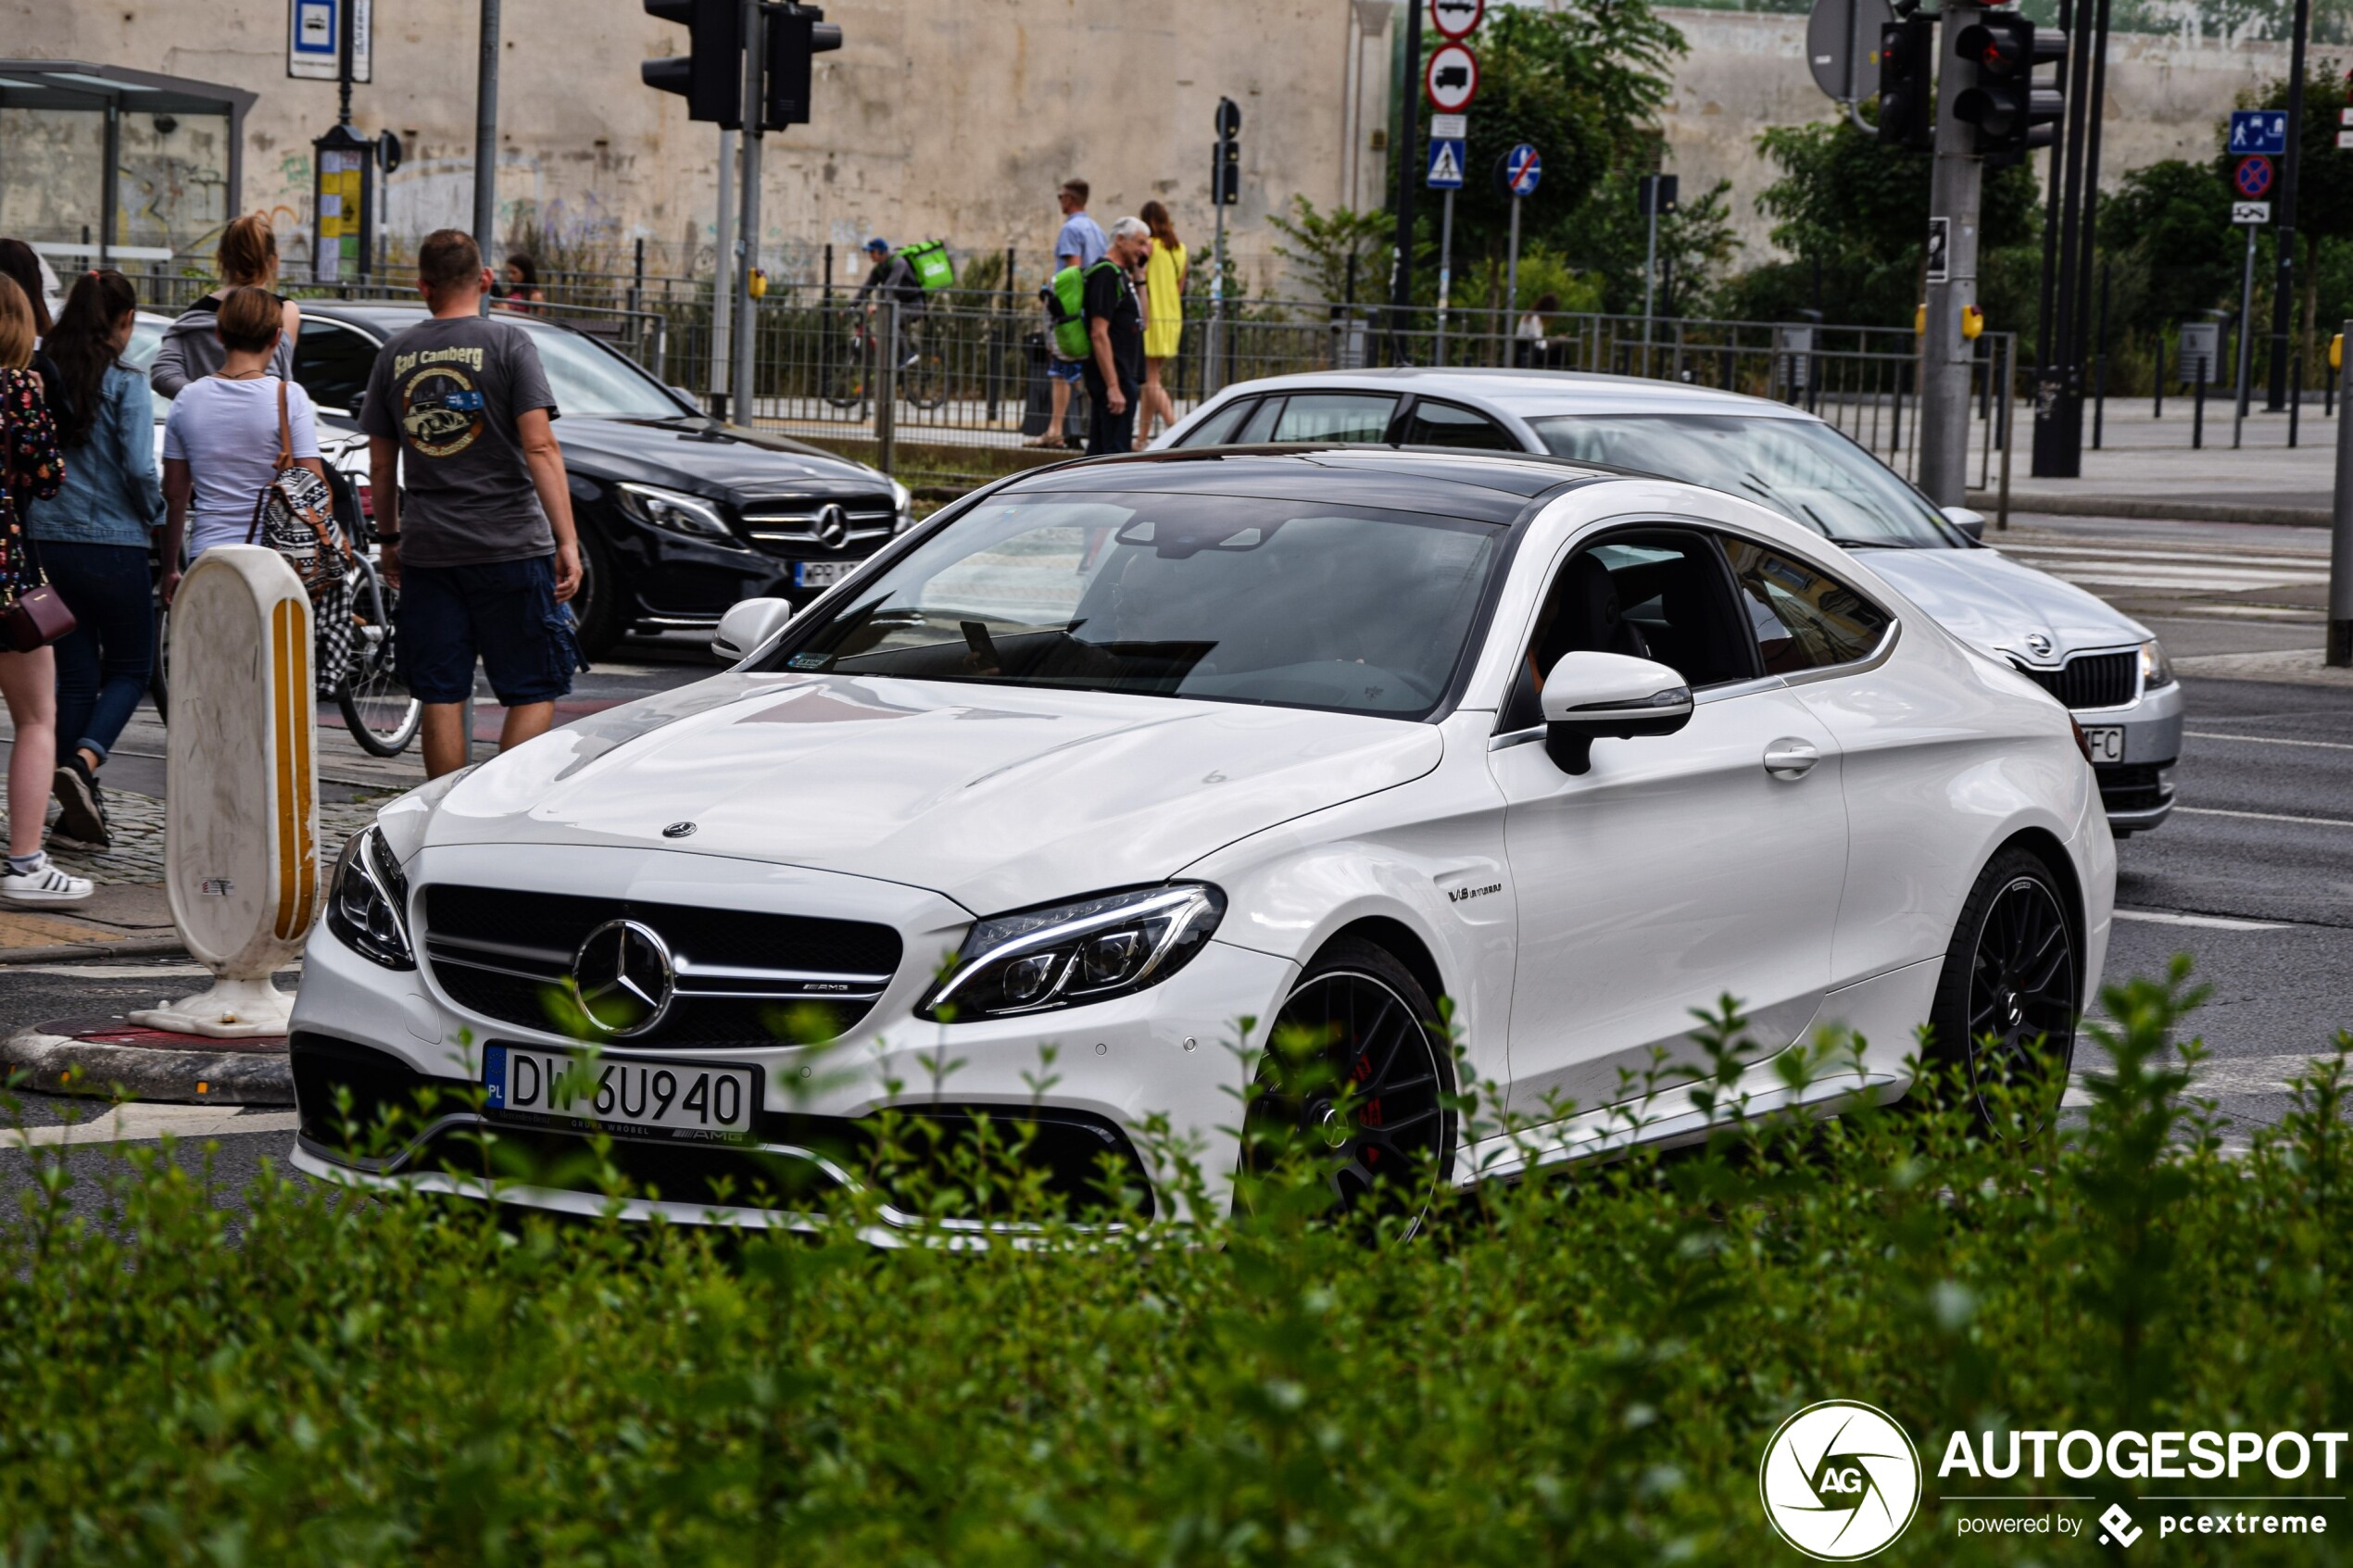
[29,791,382,888]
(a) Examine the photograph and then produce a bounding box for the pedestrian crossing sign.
[1427,137,1466,189]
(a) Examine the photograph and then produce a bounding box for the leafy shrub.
[0,961,2347,1563]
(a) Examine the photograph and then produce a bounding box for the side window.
[1175,395,1258,447]
[1237,397,1285,444]
[1501,530,1758,730]
[293,320,379,415]
[1398,397,1518,451]
[1268,392,1398,444]
[1722,538,1893,674]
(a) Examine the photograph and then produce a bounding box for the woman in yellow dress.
[1137,201,1188,448]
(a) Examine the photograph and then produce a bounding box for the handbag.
[242,379,355,695]
[0,499,74,655]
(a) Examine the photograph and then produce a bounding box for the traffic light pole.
[711,126,736,419]
[1919,0,1984,507]
[730,0,763,426]
[1389,0,1424,363]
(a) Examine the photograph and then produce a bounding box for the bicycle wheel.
[336,557,422,757]
[905,351,949,410]
[823,329,869,409]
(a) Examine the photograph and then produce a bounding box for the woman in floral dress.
[0,275,92,902]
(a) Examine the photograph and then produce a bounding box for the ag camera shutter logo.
[1759,1400,1923,1560]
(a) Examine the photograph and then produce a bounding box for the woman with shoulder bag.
[30,270,165,850]
[159,285,327,600]
[0,276,94,903]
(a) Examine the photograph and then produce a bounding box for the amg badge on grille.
[662,822,698,838]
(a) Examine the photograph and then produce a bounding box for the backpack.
[1047,258,1119,360]
[244,378,354,695]
[900,239,955,293]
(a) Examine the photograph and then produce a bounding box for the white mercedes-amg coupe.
[290,446,2114,1225]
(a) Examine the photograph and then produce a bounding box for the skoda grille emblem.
[570,919,676,1037]
[2024,631,2054,659]
[815,503,850,550]
[662,821,698,839]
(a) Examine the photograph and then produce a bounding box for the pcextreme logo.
[1759,1400,1925,1561]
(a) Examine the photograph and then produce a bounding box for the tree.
[1267,197,1394,303]
[2096,160,2239,340]
[1561,169,1743,316]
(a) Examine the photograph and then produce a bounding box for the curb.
[0,935,188,966]
[1,1022,293,1106]
[1968,491,2331,528]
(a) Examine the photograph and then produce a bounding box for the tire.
[570,524,627,660]
[336,557,422,757]
[905,352,949,411]
[1923,846,2082,1133]
[1241,935,1456,1227]
[823,331,868,410]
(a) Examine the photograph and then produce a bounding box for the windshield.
[1528,414,1961,548]
[762,492,1504,719]
[510,318,685,417]
[125,317,169,406]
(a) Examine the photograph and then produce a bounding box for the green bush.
[2,961,2348,1563]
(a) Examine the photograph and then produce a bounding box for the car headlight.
[616,482,734,540]
[918,884,1226,1022]
[889,479,913,533]
[327,826,415,971]
[2139,637,2174,689]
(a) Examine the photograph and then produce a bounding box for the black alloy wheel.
[571,523,626,659]
[1926,847,2080,1131]
[1243,937,1454,1225]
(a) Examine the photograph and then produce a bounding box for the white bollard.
[129,546,320,1037]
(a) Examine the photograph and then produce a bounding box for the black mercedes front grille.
[739,494,898,560]
[2016,650,2137,710]
[421,885,902,1047]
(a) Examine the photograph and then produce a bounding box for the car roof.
[295,301,520,336]
[998,445,1618,523]
[1203,367,1815,423]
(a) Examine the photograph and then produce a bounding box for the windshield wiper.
[1820,535,1909,549]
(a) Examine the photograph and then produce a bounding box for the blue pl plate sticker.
[787,652,829,670]
[484,1044,507,1108]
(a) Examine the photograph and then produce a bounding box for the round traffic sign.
[1429,0,1485,40]
[1502,143,1542,197]
[2233,155,2274,200]
[1425,43,1478,112]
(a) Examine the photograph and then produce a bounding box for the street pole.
[1919,0,1984,506]
[730,0,763,427]
[1435,189,1454,365]
[472,0,500,283]
[1390,0,1425,362]
[2333,316,2353,665]
[711,126,736,420]
[1504,193,1522,366]
[1642,199,1660,379]
[1206,198,1227,396]
[2267,0,2313,411]
[2234,223,2259,447]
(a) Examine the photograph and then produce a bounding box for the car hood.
[413,675,1444,914]
[540,416,889,495]
[1857,546,2149,660]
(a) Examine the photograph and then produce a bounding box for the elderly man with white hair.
[1082,216,1151,456]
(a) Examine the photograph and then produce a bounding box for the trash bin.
[1020,331,1087,445]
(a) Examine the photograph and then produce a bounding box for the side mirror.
[712,596,794,663]
[1941,504,1986,543]
[1541,650,1693,775]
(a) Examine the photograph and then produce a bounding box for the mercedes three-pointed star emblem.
[569,919,676,1036]
[814,503,850,550]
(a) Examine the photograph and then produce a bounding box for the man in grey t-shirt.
[363,228,585,778]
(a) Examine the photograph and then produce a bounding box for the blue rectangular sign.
[1427,137,1466,189]
[2229,109,2289,157]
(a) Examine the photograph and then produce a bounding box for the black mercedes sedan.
[137,301,910,657]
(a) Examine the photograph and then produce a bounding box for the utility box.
[2177,320,2222,385]
[312,121,375,282]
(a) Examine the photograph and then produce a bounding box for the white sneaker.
[1,855,93,904]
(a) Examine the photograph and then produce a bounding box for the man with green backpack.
[1073,218,1150,457]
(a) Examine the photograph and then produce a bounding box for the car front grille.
[2095,762,2173,813]
[421,885,902,1047]
[2014,650,2137,710]
[740,494,898,558]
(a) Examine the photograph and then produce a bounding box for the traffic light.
[763,4,842,130]
[1954,12,2066,163]
[1212,97,1241,206]
[642,0,743,128]
[1876,16,1934,152]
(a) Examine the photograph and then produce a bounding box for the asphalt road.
[1,530,2348,1210]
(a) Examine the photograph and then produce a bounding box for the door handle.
[1763,737,1820,781]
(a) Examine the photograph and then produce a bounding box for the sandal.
[1024,434,1068,450]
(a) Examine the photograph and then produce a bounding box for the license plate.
[794,560,851,589]
[483,1044,760,1144]
[2082,725,2125,764]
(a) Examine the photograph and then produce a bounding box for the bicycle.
[823,307,949,412]
[149,462,422,758]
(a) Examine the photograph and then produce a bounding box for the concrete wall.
[1655,7,2292,257]
[0,0,2289,284]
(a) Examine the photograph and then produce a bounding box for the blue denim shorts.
[1047,358,1084,383]
[396,555,583,707]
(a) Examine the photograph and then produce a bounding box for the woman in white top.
[159,285,324,605]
